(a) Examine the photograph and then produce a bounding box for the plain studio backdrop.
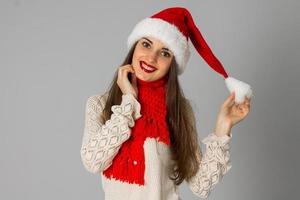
[1,0,299,199]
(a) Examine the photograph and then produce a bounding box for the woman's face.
[132,36,174,82]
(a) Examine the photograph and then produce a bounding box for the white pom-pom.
[225,76,253,104]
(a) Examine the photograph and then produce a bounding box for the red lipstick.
[139,61,157,73]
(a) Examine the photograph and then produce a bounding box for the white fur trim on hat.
[127,17,191,75]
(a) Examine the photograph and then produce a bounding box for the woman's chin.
[136,72,151,81]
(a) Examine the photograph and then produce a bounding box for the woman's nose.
[146,51,158,63]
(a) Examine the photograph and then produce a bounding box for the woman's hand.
[214,92,251,137]
[117,64,138,99]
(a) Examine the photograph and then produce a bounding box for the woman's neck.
[136,75,168,88]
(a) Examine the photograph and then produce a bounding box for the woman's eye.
[142,41,150,48]
[161,51,171,57]
[141,41,171,57]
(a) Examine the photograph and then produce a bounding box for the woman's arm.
[80,92,142,174]
[186,132,232,199]
[186,92,251,198]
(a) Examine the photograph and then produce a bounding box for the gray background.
[1,0,299,199]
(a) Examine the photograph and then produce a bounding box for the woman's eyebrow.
[141,37,172,53]
[142,37,153,44]
[162,47,171,52]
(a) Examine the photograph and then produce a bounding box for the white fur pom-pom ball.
[225,76,253,104]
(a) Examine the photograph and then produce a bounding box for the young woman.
[80,7,252,200]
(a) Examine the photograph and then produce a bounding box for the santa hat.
[127,7,253,104]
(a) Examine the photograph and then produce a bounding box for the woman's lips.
[139,61,157,73]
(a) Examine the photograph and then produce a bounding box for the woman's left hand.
[214,92,251,137]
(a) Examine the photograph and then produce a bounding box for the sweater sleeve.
[186,132,232,199]
[80,93,142,174]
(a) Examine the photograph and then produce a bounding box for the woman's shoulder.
[86,91,109,109]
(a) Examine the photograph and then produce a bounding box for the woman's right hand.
[117,64,138,99]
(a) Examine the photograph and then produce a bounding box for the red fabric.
[102,75,171,186]
[151,7,229,78]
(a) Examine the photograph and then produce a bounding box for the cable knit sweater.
[80,92,232,200]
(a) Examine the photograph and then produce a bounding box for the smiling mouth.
[139,61,157,73]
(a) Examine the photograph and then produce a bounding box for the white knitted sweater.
[80,92,232,200]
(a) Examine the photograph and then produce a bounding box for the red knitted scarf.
[102,75,171,186]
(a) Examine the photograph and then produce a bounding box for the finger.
[228,97,236,107]
[245,102,250,110]
[234,105,244,117]
[244,97,251,107]
[223,92,235,108]
[120,64,133,71]
[237,104,243,111]
[231,104,242,117]
[240,104,250,114]
[120,66,135,75]
[120,65,133,72]
[244,99,249,105]
[243,102,250,110]
[245,101,250,107]
[126,64,135,72]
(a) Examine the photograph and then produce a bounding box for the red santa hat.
[127,7,253,104]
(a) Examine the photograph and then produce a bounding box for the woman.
[80,7,252,200]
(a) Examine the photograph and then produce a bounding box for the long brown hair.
[101,41,202,185]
